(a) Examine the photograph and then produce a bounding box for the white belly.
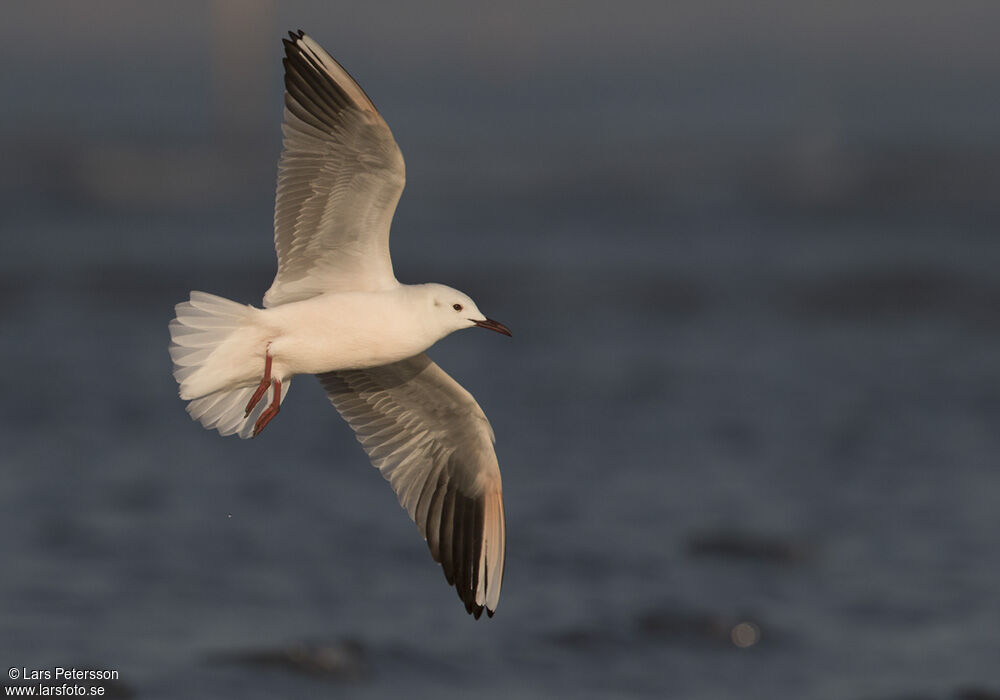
[262,291,434,378]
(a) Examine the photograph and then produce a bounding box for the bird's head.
[425,284,511,338]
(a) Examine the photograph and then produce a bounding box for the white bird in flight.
[168,30,509,618]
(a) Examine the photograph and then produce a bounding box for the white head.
[422,283,512,338]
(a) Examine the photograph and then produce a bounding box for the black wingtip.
[486,608,495,618]
[279,29,380,114]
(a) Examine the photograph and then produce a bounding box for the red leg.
[252,379,282,437]
[245,353,273,417]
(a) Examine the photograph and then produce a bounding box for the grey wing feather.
[264,31,405,307]
[318,354,506,618]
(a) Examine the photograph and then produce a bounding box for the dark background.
[3,2,1000,698]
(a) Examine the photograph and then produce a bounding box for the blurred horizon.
[4,1,1000,216]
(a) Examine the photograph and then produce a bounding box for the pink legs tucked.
[252,379,281,437]
[245,351,282,437]
[245,353,273,417]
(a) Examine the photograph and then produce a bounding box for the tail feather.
[186,380,292,438]
[169,291,290,439]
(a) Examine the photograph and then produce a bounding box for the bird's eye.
[453,303,463,311]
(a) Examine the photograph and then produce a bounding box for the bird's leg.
[245,352,273,417]
[252,379,282,437]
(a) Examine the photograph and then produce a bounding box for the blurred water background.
[2,2,1000,698]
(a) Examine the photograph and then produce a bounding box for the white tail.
[168,291,291,439]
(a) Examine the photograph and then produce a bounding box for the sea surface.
[2,4,1000,698]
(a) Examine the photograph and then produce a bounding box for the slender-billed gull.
[168,30,509,618]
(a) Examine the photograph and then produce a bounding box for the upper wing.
[318,354,506,618]
[264,31,406,308]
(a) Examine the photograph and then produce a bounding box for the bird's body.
[265,286,444,375]
[168,31,509,618]
[177,284,461,399]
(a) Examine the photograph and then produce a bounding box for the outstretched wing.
[318,354,506,618]
[264,31,405,308]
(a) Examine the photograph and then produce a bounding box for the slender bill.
[473,318,512,337]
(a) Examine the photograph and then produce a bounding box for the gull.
[168,30,509,618]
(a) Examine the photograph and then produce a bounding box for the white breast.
[262,289,436,377]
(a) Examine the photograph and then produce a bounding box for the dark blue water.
[3,4,1000,698]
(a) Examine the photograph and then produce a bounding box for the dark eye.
[453,303,463,311]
